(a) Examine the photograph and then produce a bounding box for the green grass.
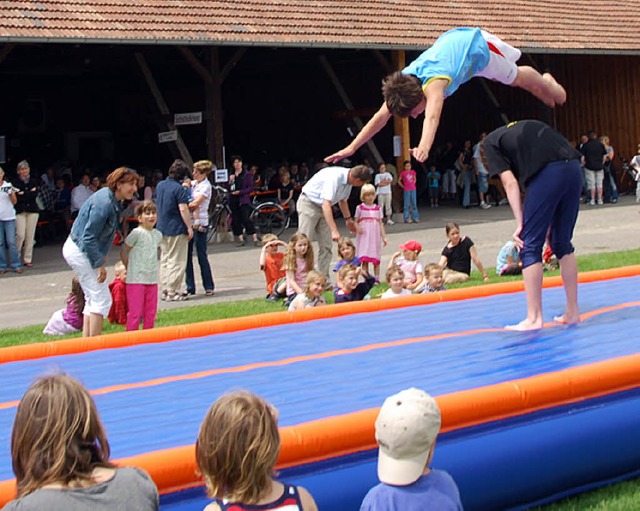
[2,249,639,349]
[1,249,639,510]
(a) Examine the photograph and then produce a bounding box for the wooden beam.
[177,46,212,85]
[134,52,193,166]
[208,47,225,168]
[478,79,510,125]
[372,49,393,74]
[220,48,247,83]
[318,55,383,164]
[391,50,410,172]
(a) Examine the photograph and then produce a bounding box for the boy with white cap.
[360,388,462,510]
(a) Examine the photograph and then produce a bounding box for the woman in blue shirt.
[62,166,139,337]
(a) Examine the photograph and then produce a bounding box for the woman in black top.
[438,222,488,284]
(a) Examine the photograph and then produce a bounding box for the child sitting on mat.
[43,277,85,335]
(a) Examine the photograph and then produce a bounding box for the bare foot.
[505,319,543,331]
[542,73,567,105]
[553,314,580,325]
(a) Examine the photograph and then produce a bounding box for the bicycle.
[249,190,290,236]
[207,186,290,243]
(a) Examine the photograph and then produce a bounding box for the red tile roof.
[1,1,639,53]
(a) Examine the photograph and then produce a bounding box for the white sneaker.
[386,219,395,225]
[480,201,491,209]
[597,199,603,205]
[636,197,640,203]
[498,198,509,206]
[589,199,596,206]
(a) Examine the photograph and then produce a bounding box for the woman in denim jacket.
[63,167,139,337]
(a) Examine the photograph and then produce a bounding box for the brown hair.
[196,391,280,504]
[337,236,356,261]
[283,232,314,272]
[424,262,443,277]
[382,71,424,117]
[11,374,114,497]
[105,166,139,192]
[445,222,460,235]
[349,164,373,183]
[386,265,405,283]
[70,277,85,313]
[135,199,157,217]
[337,262,358,281]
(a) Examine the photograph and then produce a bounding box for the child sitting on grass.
[496,240,523,276]
[107,261,127,326]
[43,277,85,335]
[381,266,411,299]
[259,233,288,302]
[421,263,447,293]
[288,270,328,311]
[335,263,376,303]
[388,240,424,292]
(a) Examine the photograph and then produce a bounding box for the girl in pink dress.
[355,184,388,283]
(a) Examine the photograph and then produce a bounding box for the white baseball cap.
[375,388,441,486]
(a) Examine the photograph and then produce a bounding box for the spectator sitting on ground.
[496,240,523,276]
[438,223,488,284]
[334,263,375,303]
[380,265,411,299]
[360,388,463,511]
[421,263,447,293]
[260,233,288,302]
[388,240,424,292]
[288,270,328,311]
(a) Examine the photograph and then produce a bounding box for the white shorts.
[63,237,112,317]
[476,30,521,85]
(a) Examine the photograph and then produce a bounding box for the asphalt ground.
[1,195,638,329]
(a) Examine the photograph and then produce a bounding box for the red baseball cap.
[399,240,422,253]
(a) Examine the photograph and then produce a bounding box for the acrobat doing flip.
[325,27,566,164]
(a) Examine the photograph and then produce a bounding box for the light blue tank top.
[403,27,490,97]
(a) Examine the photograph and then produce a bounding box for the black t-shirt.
[278,182,294,201]
[441,236,474,275]
[580,139,606,170]
[483,120,581,189]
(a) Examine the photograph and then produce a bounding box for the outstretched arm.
[410,79,447,162]
[325,103,392,163]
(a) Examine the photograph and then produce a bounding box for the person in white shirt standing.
[297,165,371,280]
[374,162,395,225]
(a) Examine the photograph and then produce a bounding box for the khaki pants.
[297,194,332,280]
[443,268,469,284]
[15,212,39,264]
[160,234,189,295]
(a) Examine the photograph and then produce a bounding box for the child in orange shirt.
[259,233,288,302]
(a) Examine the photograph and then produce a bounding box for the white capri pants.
[63,237,112,317]
[584,168,604,190]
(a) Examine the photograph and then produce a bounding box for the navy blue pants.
[520,160,582,269]
[186,230,215,293]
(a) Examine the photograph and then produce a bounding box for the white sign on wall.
[214,168,229,183]
[158,130,178,143]
[174,112,203,126]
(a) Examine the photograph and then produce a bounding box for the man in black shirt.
[579,131,607,205]
[481,120,582,331]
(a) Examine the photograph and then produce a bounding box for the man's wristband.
[344,216,352,221]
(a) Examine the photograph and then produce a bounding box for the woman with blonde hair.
[62,166,139,336]
[196,391,317,511]
[4,373,158,510]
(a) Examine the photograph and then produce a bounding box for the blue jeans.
[462,171,472,207]
[403,190,418,221]
[0,219,21,271]
[603,166,618,202]
[185,230,214,293]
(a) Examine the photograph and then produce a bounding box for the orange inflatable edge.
[1,352,639,504]
[2,265,639,365]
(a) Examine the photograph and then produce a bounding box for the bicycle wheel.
[207,206,232,243]
[251,202,289,236]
